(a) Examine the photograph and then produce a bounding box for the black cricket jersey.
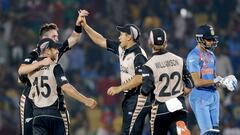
[106,39,147,93]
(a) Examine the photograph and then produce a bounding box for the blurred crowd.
[0,0,240,134]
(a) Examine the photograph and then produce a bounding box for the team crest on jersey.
[210,27,214,35]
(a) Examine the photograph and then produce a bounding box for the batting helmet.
[195,24,218,50]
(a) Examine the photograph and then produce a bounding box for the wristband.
[74,25,82,33]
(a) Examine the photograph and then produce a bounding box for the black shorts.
[33,109,70,135]
[121,93,152,135]
[19,94,33,135]
[150,96,189,135]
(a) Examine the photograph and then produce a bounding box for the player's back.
[28,60,70,135]
[28,60,59,109]
[145,51,184,102]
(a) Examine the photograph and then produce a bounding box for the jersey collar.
[152,49,168,56]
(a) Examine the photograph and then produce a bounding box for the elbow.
[18,66,25,75]
[184,78,195,89]
[61,83,72,93]
[193,81,201,87]
[140,83,154,96]
[140,87,149,96]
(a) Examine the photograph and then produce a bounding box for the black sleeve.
[140,65,155,96]
[106,39,120,55]
[134,54,147,75]
[18,49,39,83]
[182,62,195,89]
[53,64,69,87]
[19,75,29,84]
[58,40,71,60]
[22,50,39,64]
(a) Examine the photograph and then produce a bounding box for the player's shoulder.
[144,56,155,67]
[134,46,147,58]
[168,52,183,60]
[53,63,62,69]
[207,49,215,56]
[52,63,63,72]
[139,46,147,58]
[187,47,199,58]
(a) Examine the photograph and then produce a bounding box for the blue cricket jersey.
[186,46,216,91]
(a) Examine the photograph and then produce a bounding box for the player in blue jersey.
[186,24,238,135]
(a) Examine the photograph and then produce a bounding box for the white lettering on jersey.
[118,46,147,85]
[145,52,184,102]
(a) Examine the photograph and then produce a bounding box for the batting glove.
[213,76,223,84]
[221,75,238,92]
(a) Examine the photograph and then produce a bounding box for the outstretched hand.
[107,86,122,96]
[76,9,89,26]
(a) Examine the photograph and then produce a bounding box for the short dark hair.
[39,23,58,38]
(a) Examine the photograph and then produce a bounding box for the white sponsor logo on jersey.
[61,76,67,81]
[24,58,30,62]
[142,73,149,77]
[25,118,33,123]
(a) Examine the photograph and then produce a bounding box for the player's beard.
[119,42,127,50]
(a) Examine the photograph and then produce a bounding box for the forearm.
[191,72,215,87]
[62,84,88,104]
[83,23,107,48]
[120,75,142,91]
[67,31,81,48]
[193,78,214,87]
[18,63,42,75]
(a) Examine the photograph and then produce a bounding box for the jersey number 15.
[33,76,51,98]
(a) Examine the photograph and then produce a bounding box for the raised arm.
[67,10,84,48]
[80,10,107,48]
